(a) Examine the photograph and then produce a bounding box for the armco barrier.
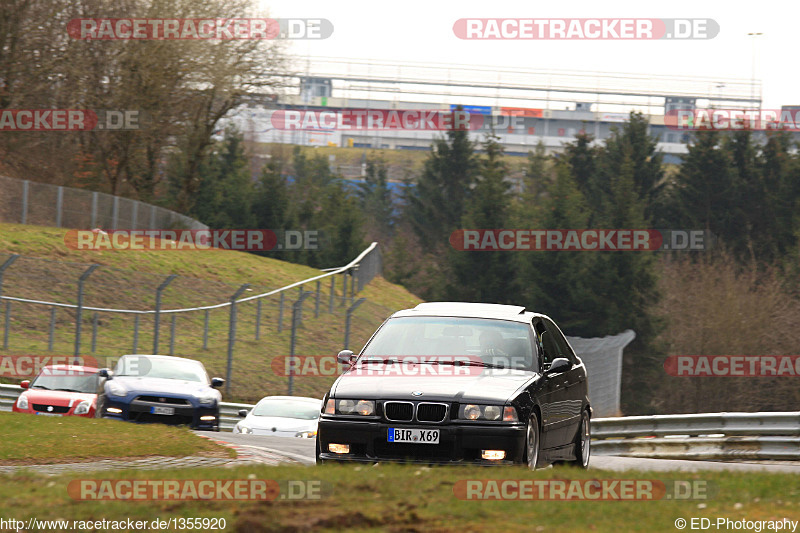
[3,382,799,457]
[592,412,800,460]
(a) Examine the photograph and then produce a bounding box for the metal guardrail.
[592,412,800,460]
[3,384,799,455]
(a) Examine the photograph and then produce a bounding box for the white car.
[234,396,322,438]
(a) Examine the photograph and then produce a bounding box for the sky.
[259,0,795,109]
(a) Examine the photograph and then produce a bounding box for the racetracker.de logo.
[0,356,100,378]
[269,109,491,131]
[453,479,712,500]
[452,18,719,40]
[67,18,333,40]
[64,229,320,251]
[271,355,490,378]
[450,229,709,252]
[665,109,800,131]
[664,355,800,377]
[67,479,324,500]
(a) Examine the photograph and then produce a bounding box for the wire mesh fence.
[0,175,207,230]
[0,243,385,402]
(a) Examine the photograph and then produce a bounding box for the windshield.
[361,316,537,371]
[252,400,321,420]
[115,357,209,383]
[30,372,98,393]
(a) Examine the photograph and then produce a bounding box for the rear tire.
[526,412,541,470]
[570,410,591,469]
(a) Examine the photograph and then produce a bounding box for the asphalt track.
[207,433,800,473]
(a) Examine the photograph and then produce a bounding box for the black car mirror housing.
[98,368,112,379]
[211,377,225,388]
[545,357,571,375]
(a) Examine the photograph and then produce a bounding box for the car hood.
[110,376,218,398]
[331,366,537,403]
[242,415,317,434]
[22,389,96,406]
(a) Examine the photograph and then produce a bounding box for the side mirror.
[20,380,30,389]
[211,377,225,388]
[545,357,571,375]
[238,409,249,417]
[98,368,112,379]
[337,350,355,365]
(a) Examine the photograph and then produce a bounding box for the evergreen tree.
[408,113,478,250]
[447,132,515,303]
[190,129,255,229]
[358,158,394,242]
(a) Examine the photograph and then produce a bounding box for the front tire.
[570,410,591,469]
[526,412,541,470]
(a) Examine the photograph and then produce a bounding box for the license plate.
[151,406,175,415]
[388,428,439,444]
[35,412,62,417]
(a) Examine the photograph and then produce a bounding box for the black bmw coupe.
[316,302,591,469]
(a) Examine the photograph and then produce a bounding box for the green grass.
[0,222,422,402]
[0,412,234,463]
[0,462,797,532]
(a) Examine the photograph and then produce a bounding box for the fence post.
[91,191,98,228]
[203,310,209,350]
[133,314,140,353]
[0,254,19,301]
[153,274,177,354]
[255,299,262,340]
[112,196,119,230]
[329,277,335,313]
[56,186,64,227]
[2,301,9,350]
[21,180,29,224]
[288,291,313,395]
[344,298,366,350]
[315,280,321,318]
[48,307,56,351]
[74,264,99,362]
[0,255,18,350]
[91,312,98,353]
[225,284,251,395]
[278,292,284,332]
[169,314,176,355]
[350,266,357,303]
[340,273,347,306]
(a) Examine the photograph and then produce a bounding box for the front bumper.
[317,417,526,465]
[103,398,219,430]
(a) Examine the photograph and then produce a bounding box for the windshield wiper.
[406,359,505,369]
[55,388,84,393]
[31,385,50,390]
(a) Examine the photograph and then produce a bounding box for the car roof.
[39,365,99,372]
[257,396,322,403]
[119,354,203,364]
[391,302,543,323]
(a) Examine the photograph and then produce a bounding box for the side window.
[534,320,556,368]
[542,318,576,364]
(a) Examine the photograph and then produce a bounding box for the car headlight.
[295,430,317,438]
[459,404,516,422]
[196,392,217,405]
[334,399,375,416]
[74,401,91,415]
[16,394,28,410]
[236,424,253,434]
[107,381,127,397]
